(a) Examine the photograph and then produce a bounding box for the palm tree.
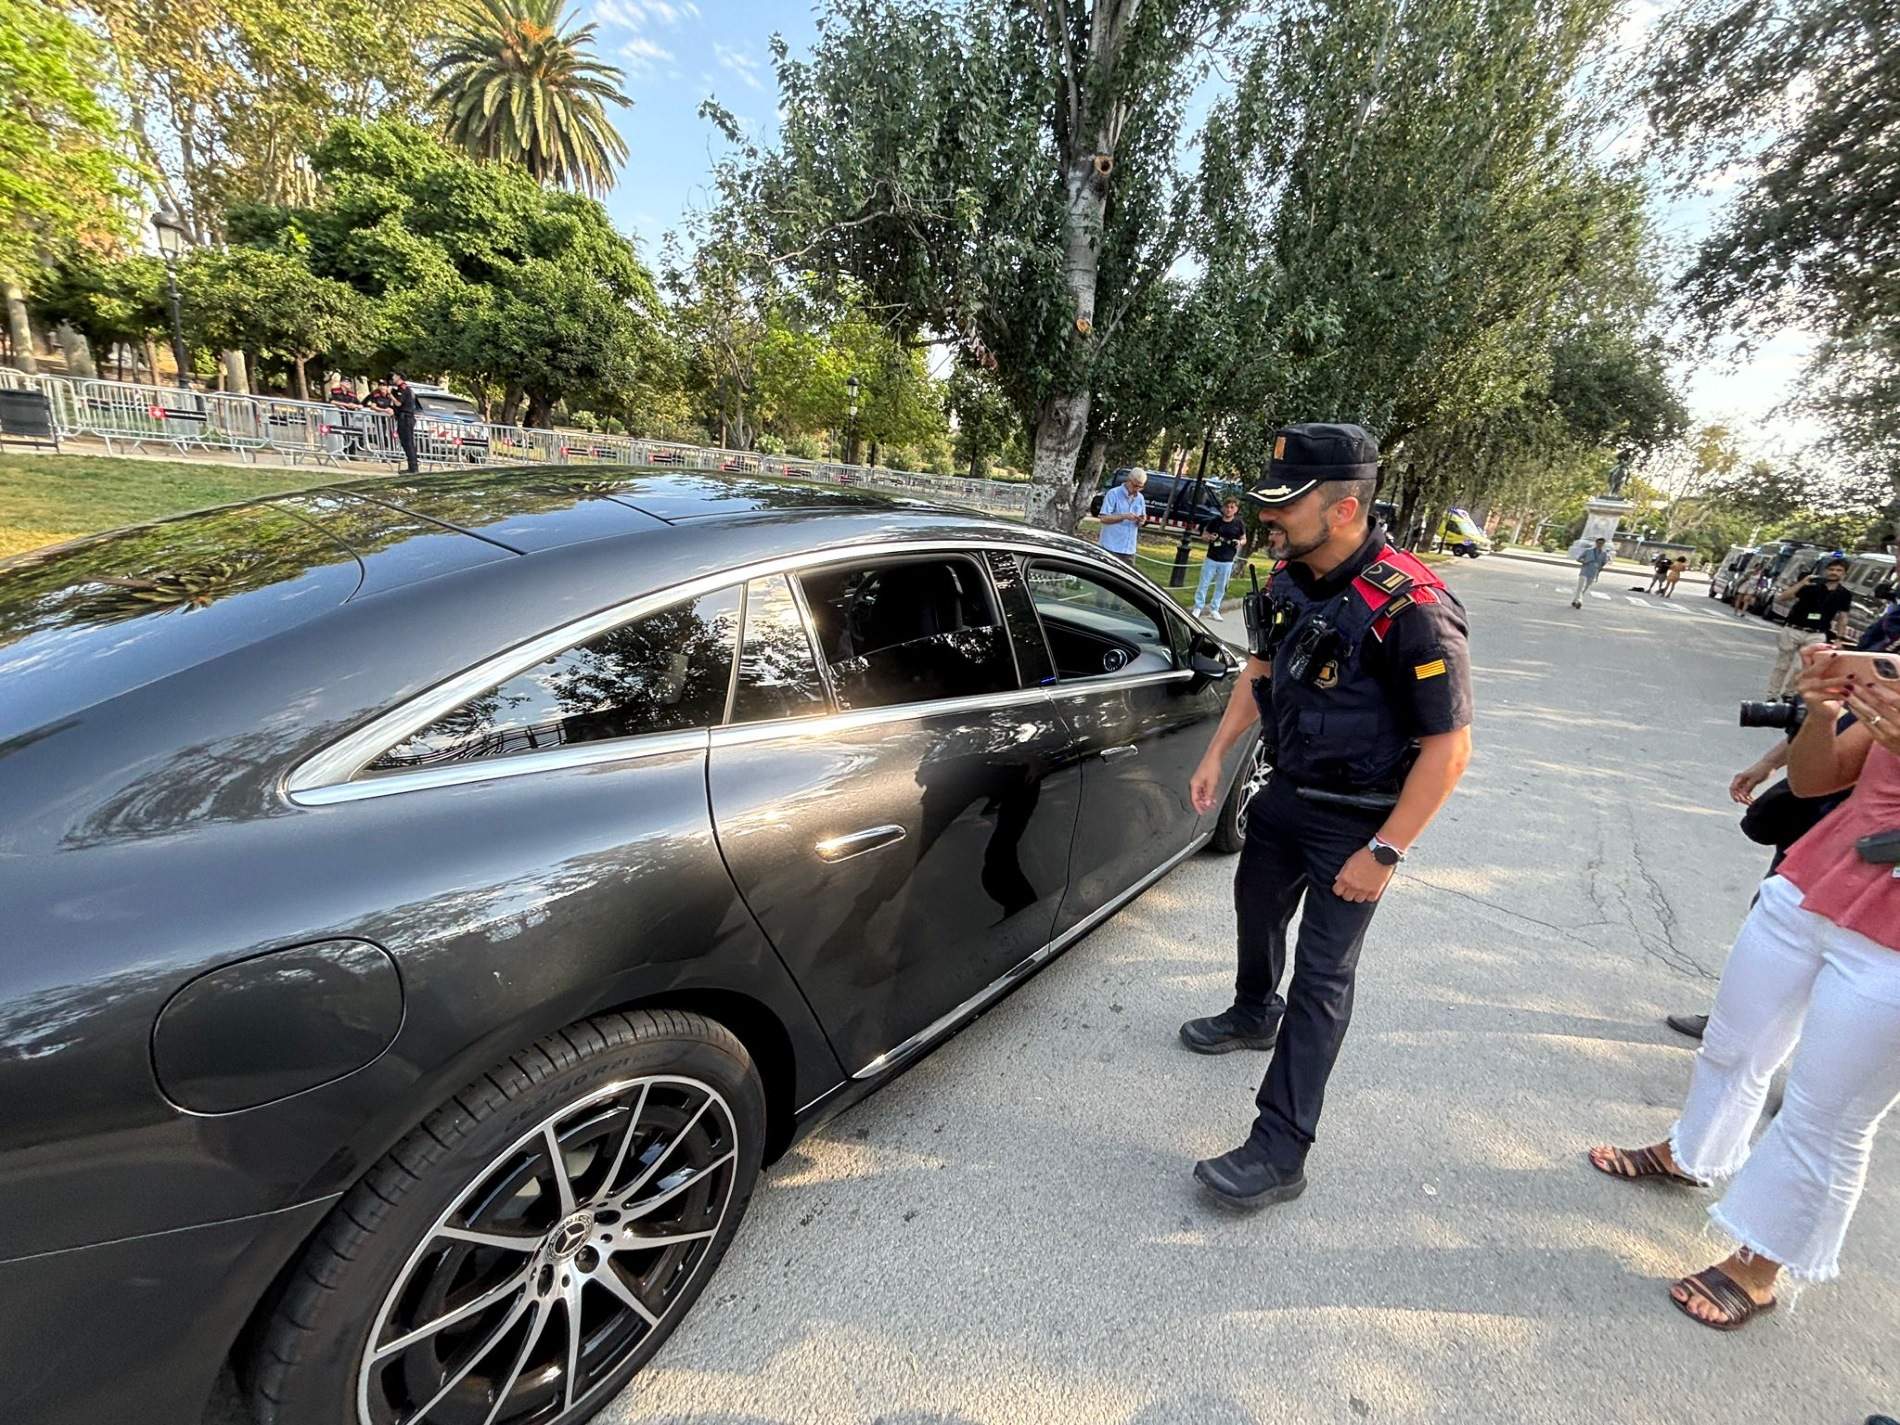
[430,0,632,195]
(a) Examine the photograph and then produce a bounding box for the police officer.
[389,371,421,474]
[1183,422,1474,1209]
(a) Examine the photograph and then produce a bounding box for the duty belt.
[1291,785,1399,812]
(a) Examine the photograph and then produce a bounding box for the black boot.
[1666,1012,1709,1040]
[1194,1139,1307,1210]
[1178,1007,1279,1055]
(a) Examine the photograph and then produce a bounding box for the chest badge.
[1315,659,1340,690]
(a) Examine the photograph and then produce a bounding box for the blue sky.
[580,0,1815,462]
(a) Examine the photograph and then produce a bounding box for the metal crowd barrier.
[0,370,1035,518]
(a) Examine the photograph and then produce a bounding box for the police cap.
[1248,422,1380,507]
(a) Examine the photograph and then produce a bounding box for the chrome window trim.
[285,534,1159,804]
[850,829,1213,1080]
[291,729,710,806]
[708,684,1056,750]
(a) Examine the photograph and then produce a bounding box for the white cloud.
[593,0,698,32]
[617,34,674,78]
[714,42,765,91]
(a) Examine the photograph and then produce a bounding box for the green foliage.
[948,363,1021,481]
[30,250,169,355]
[229,119,664,424]
[1650,0,1900,513]
[0,0,137,280]
[429,0,631,195]
[725,0,1234,526]
[84,0,445,241]
[177,246,368,395]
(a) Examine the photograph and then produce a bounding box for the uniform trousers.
[1231,774,1386,1172]
[396,413,419,474]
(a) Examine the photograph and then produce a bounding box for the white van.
[1843,552,1897,642]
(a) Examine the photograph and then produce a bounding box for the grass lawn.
[0,453,329,560]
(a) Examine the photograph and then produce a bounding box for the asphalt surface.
[596,556,1898,1425]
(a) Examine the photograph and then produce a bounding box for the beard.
[1262,520,1329,561]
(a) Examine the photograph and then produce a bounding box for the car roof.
[0,467,1033,741]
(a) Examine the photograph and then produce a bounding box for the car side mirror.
[1185,633,1230,691]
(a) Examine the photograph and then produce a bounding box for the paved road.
[598,556,1897,1425]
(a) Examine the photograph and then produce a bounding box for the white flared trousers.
[1670,875,1900,1281]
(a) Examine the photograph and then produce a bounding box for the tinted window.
[731,574,828,723]
[1024,563,1176,681]
[368,587,741,771]
[798,556,1017,711]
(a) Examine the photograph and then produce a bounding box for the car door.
[707,553,1082,1079]
[1011,556,1228,936]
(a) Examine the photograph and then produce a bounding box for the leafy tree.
[948,363,1021,481]
[1649,0,1900,511]
[28,250,169,377]
[177,246,368,399]
[83,0,444,243]
[226,120,664,424]
[723,0,1234,528]
[0,0,136,286]
[429,0,631,196]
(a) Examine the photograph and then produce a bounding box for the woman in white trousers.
[1590,646,1900,1329]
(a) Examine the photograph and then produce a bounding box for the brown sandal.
[1588,1143,1700,1186]
[1672,1266,1777,1332]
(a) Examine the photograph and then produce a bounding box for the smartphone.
[1815,650,1900,687]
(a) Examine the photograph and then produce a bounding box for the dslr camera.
[1738,694,1806,734]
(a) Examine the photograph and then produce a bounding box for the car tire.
[252,1010,766,1425]
[1210,734,1267,855]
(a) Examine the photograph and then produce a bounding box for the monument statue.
[1606,449,1632,498]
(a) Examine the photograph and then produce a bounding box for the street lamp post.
[845,373,860,466]
[152,208,191,389]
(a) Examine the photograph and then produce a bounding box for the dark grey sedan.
[0,469,1253,1425]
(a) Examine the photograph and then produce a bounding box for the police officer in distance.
[1184,422,1474,1209]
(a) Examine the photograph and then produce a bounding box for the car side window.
[1024,562,1176,681]
[797,555,1018,711]
[730,573,829,723]
[366,587,742,771]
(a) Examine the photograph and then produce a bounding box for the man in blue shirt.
[1571,537,1614,608]
[1097,469,1147,562]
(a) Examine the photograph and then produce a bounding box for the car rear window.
[367,587,742,771]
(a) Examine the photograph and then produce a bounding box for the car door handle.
[815,824,907,863]
[1099,745,1139,761]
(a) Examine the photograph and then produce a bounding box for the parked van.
[1737,540,1815,615]
[1439,507,1491,557]
[1709,545,1757,601]
[1843,552,1898,642]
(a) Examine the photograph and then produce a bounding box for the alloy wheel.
[356,1075,739,1425]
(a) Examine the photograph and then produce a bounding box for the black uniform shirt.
[1279,524,1475,738]
[391,383,420,419]
[1787,580,1852,634]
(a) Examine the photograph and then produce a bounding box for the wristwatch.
[1367,835,1406,866]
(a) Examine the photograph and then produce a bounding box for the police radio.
[1241,565,1296,661]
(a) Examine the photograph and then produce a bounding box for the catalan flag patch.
[1413,658,1447,680]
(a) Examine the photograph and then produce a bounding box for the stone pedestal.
[1580,495,1633,549]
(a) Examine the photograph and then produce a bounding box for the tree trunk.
[1067,434,1109,532]
[142,338,160,383]
[1026,151,1108,530]
[55,322,96,378]
[290,357,309,402]
[525,392,555,427]
[499,383,524,426]
[222,349,250,394]
[868,439,881,469]
[3,284,36,374]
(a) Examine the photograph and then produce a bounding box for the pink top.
[1779,741,1900,951]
